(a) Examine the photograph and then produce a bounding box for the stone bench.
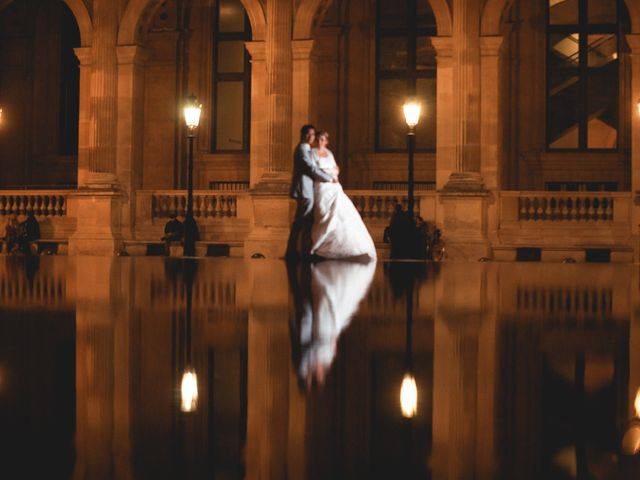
[124,240,243,257]
[0,238,68,255]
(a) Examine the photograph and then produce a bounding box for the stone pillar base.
[438,191,490,261]
[441,171,486,193]
[244,194,294,258]
[68,191,124,256]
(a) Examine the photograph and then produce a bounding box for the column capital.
[627,34,640,54]
[116,45,148,66]
[291,39,315,60]
[430,36,453,58]
[480,35,504,57]
[74,46,93,66]
[245,41,266,62]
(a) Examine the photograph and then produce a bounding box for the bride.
[309,131,377,260]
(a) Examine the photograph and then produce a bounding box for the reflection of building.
[1,0,640,258]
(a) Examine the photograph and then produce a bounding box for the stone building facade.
[1,0,640,260]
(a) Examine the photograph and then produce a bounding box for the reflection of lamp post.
[400,279,417,418]
[622,388,640,455]
[403,101,422,219]
[179,260,198,413]
[183,95,202,257]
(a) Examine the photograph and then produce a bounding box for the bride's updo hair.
[316,130,329,140]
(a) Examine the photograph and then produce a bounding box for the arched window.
[211,0,251,152]
[546,0,623,150]
[376,0,436,152]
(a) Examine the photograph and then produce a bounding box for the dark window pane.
[216,81,244,150]
[549,0,578,25]
[587,34,617,68]
[416,37,436,70]
[415,78,436,150]
[549,33,580,68]
[379,0,408,29]
[379,37,407,71]
[548,73,580,149]
[218,0,245,32]
[378,79,408,150]
[587,75,617,149]
[416,0,436,29]
[589,0,617,24]
[217,41,245,73]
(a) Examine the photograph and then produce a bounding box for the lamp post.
[403,101,422,218]
[183,95,202,257]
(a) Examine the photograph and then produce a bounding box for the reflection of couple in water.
[288,260,376,389]
[286,125,377,262]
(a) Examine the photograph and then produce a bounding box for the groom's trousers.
[286,198,314,259]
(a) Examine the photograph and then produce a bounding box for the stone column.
[68,1,123,255]
[246,41,268,188]
[244,1,297,258]
[255,0,294,192]
[291,39,316,150]
[74,47,93,188]
[431,37,455,189]
[86,0,119,188]
[116,45,148,240]
[435,0,490,260]
[480,36,505,247]
[628,35,640,258]
[441,0,484,192]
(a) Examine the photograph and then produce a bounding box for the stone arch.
[482,0,640,35]
[0,0,92,45]
[118,0,266,45]
[293,0,452,39]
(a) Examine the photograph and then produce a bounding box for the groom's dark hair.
[300,124,315,140]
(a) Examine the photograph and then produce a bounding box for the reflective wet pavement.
[1,256,640,479]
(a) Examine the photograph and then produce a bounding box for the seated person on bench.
[19,211,40,255]
[162,214,184,255]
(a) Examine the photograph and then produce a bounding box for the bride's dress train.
[309,149,377,260]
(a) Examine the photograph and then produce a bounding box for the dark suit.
[286,142,333,258]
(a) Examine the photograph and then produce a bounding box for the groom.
[286,124,336,260]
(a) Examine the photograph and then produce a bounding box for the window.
[211,0,251,152]
[59,3,80,156]
[376,0,436,151]
[546,0,621,150]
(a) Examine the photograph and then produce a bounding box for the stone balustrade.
[348,190,435,220]
[500,192,632,224]
[0,190,70,217]
[151,190,239,218]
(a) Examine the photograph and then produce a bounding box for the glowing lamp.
[400,373,418,418]
[637,99,640,117]
[180,368,198,412]
[183,95,202,130]
[635,387,640,418]
[403,101,422,128]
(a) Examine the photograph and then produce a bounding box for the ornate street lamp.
[403,101,422,218]
[183,95,202,257]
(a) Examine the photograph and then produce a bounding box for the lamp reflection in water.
[181,368,198,413]
[400,269,418,418]
[178,260,198,413]
[621,388,640,455]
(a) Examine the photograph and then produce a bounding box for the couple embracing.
[286,125,377,261]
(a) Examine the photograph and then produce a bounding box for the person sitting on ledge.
[162,214,184,255]
[19,211,40,255]
[3,214,20,254]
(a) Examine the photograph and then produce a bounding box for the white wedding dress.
[309,148,377,260]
